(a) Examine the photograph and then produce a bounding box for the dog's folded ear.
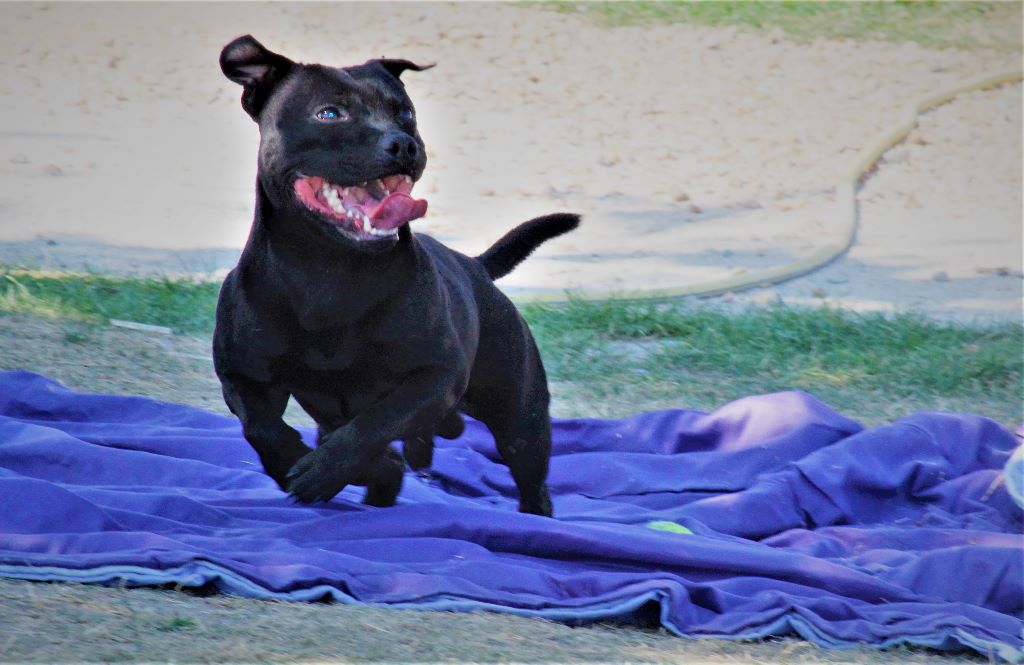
[373,58,435,80]
[220,35,294,120]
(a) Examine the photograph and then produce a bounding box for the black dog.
[213,35,577,516]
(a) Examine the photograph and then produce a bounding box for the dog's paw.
[402,434,434,471]
[285,449,352,504]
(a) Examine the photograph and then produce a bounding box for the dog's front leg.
[286,369,460,504]
[221,374,313,490]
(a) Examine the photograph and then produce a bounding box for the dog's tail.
[477,213,580,281]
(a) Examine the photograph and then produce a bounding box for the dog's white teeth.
[367,226,393,237]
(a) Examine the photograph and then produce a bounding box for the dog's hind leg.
[485,411,553,517]
[436,410,466,440]
[402,434,434,471]
[402,410,465,471]
[466,379,553,517]
[464,304,554,516]
[357,447,405,507]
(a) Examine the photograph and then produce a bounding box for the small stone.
[479,187,495,197]
[688,203,702,214]
[10,153,28,164]
[812,287,827,299]
[975,266,1021,278]
[932,271,950,282]
[673,192,690,202]
[753,288,780,305]
[43,164,63,176]
[904,194,921,209]
[703,34,723,50]
[907,130,927,145]
[704,25,738,49]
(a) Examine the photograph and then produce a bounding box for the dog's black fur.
[213,35,578,516]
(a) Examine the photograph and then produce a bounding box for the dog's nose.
[380,132,419,163]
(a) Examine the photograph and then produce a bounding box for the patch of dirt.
[0,312,989,663]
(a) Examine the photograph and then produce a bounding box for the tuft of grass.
[537,1,1022,52]
[155,614,197,632]
[0,268,219,334]
[61,330,92,345]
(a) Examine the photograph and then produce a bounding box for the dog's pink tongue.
[370,192,428,231]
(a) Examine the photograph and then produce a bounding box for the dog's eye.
[398,109,415,124]
[315,106,349,122]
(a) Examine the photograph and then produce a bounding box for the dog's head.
[221,35,431,250]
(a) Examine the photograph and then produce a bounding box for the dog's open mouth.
[294,175,428,241]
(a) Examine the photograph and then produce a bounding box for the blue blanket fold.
[0,370,1020,660]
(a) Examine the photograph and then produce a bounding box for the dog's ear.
[220,35,294,120]
[374,58,435,80]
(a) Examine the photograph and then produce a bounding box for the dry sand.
[0,2,1020,321]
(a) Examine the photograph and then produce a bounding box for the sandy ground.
[0,2,1020,321]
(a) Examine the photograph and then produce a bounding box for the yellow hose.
[511,67,1023,304]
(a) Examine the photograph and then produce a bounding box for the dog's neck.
[238,181,419,328]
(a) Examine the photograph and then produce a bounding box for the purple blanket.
[0,371,1020,659]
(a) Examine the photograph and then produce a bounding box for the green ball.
[646,520,694,535]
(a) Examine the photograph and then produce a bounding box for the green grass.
[537,1,1022,52]
[155,615,197,632]
[522,298,1022,423]
[0,267,1019,424]
[0,269,219,333]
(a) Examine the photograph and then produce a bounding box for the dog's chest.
[285,331,401,426]
[297,330,361,371]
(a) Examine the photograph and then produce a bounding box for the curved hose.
[512,68,1023,304]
